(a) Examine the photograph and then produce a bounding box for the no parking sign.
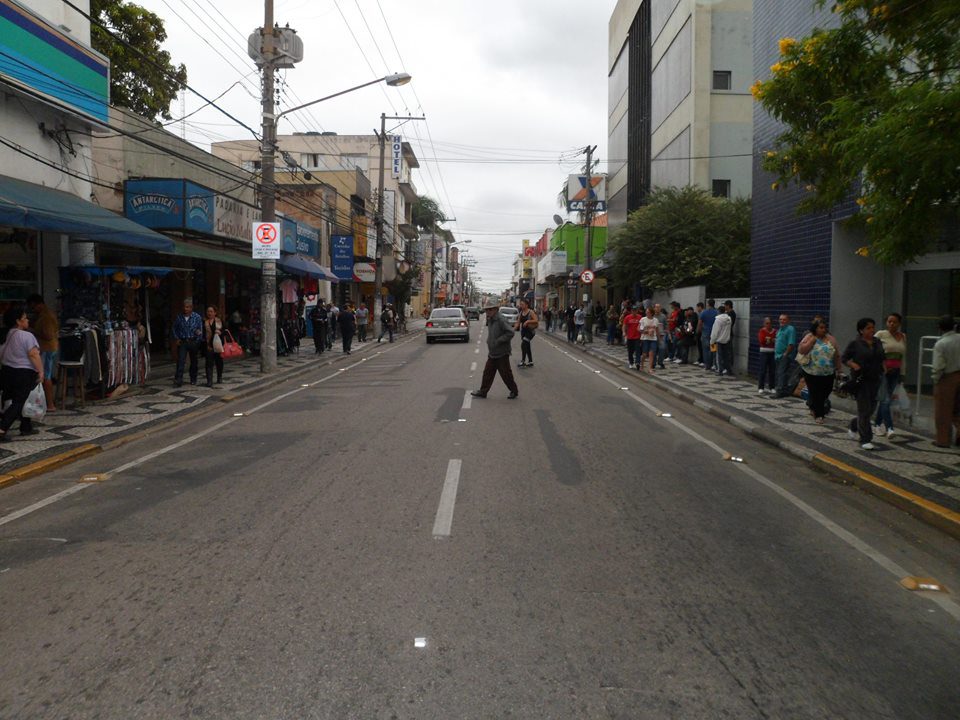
[252,222,281,259]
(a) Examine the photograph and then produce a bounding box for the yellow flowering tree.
[754,0,960,264]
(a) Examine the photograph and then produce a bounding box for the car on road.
[466,306,480,320]
[426,307,470,343]
[498,306,519,326]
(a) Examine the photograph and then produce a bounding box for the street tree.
[611,186,750,296]
[386,266,420,317]
[90,0,187,121]
[753,0,960,264]
[412,195,447,230]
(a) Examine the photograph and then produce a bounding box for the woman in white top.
[873,312,906,437]
[0,303,44,441]
[638,307,661,374]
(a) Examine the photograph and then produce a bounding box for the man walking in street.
[355,302,369,343]
[931,315,960,447]
[378,304,396,343]
[173,299,203,387]
[774,313,798,398]
[472,302,519,399]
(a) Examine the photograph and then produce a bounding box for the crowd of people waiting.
[541,298,960,451]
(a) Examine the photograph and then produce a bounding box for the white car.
[498,306,519,326]
[425,308,470,343]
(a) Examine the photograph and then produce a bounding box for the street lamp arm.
[276,73,411,119]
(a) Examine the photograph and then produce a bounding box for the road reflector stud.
[78,473,107,483]
[233,412,246,417]
[721,453,745,463]
[900,576,947,593]
[619,387,629,390]
[301,383,310,387]
[594,370,601,374]
[414,637,427,648]
[657,412,672,418]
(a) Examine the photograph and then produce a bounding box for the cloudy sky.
[133,0,617,291]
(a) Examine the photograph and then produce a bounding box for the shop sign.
[297,222,319,257]
[281,216,298,253]
[215,194,259,242]
[331,235,354,280]
[352,262,375,282]
[252,222,280,259]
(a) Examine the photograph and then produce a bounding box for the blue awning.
[277,253,338,282]
[0,174,175,252]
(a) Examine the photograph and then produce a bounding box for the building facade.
[608,0,753,234]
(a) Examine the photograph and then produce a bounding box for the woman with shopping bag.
[204,306,225,387]
[0,303,44,441]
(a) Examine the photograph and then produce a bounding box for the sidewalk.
[545,329,960,536]
[0,324,423,484]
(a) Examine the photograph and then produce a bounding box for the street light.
[257,26,411,373]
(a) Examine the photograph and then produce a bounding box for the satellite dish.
[552,214,563,226]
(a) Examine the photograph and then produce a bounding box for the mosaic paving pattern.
[552,333,960,510]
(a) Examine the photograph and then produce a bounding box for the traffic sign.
[252,221,280,259]
[565,278,578,287]
[580,269,595,284]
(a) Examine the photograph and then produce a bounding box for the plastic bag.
[892,382,912,414]
[23,383,46,420]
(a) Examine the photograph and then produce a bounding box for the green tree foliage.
[386,266,420,314]
[411,195,447,230]
[753,0,960,264]
[90,0,187,121]
[611,186,751,295]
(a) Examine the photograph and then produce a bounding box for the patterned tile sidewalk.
[542,329,960,515]
[0,329,409,474]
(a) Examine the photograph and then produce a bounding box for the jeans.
[666,333,676,360]
[717,342,733,374]
[357,324,367,342]
[775,354,797,396]
[874,369,900,430]
[607,323,617,344]
[626,338,640,366]
[378,325,394,342]
[656,339,667,367]
[701,335,714,371]
[520,336,533,364]
[850,377,882,443]
[176,340,199,384]
[342,331,354,353]
[758,352,776,389]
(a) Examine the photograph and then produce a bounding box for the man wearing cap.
[472,302,519,399]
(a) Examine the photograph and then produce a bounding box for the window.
[241,160,261,172]
[712,179,731,198]
[712,70,731,91]
[301,153,321,169]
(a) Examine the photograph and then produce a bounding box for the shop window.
[712,70,732,91]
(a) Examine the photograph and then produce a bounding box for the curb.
[0,335,416,490]
[564,336,960,541]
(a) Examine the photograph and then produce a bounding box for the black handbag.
[837,374,861,397]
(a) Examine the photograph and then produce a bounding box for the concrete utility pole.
[583,144,597,274]
[373,113,424,337]
[259,1,278,373]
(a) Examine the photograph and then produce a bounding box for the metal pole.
[259,1,277,373]
[373,112,386,338]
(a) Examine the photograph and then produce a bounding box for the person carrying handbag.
[203,306,225,387]
[514,299,539,367]
[0,303,44,441]
[842,317,886,450]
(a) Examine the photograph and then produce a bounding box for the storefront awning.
[0,174,175,252]
[277,254,338,282]
[169,239,260,269]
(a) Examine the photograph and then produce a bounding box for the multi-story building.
[608,0,753,234]
[749,0,959,381]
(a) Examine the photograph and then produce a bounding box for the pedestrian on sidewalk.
[203,306,225,387]
[173,299,203,387]
[574,305,586,343]
[653,303,668,369]
[472,302,518,399]
[0,303,43,441]
[622,304,642,368]
[340,303,356,354]
[515,299,539,367]
[774,314,798,398]
[639,306,661,374]
[584,302,594,343]
[694,302,705,364]
[931,315,960,448]
[797,319,841,424]
[757,316,777,394]
[667,302,681,361]
[329,302,340,343]
[543,306,553,333]
[26,294,58,411]
[378,304,396,343]
[699,299,718,372]
[711,306,734,376]
[874,312,906,437]
[606,305,620,345]
[355,302,369,343]
[310,303,327,354]
[676,307,697,364]
[842,317,886,450]
[565,305,577,342]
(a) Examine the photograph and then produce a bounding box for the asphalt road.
[1,325,958,719]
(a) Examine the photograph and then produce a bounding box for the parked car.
[426,308,470,343]
[466,306,480,320]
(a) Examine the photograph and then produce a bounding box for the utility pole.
[583,144,597,274]
[259,1,278,373]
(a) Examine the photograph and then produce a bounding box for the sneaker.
[527,362,534,367]
[758,389,766,395]
[861,442,875,450]
[886,427,894,438]
[847,430,857,440]
[873,424,885,436]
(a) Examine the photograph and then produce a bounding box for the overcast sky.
[134,0,617,291]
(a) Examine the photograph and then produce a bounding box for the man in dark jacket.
[472,302,519,399]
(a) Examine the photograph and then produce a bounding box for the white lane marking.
[0,485,88,528]
[0,338,417,528]
[546,339,960,622]
[470,362,477,372]
[474,348,479,354]
[432,459,463,537]
[462,390,472,410]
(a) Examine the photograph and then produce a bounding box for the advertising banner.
[391,135,402,179]
[331,235,354,280]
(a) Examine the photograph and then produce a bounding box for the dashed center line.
[432,459,463,537]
